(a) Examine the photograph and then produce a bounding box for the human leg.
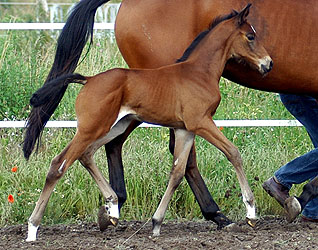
[279,94,318,147]
[274,148,318,189]
[279,94,318,219]
[263,94,318,219]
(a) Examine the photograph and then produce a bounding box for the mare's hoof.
[213,212,233,230]
[284,196,301,223]
[98,205,118,231]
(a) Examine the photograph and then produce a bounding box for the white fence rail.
[0,2,120,23]
[0,120,303,128]
[0,22,114,30]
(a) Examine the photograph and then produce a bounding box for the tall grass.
[0,28,313,227]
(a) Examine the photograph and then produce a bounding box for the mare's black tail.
[23,0,110,159]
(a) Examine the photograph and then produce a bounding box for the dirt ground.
[1,216,317,249]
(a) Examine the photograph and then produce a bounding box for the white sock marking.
[26,222,39,242]
[243,196,257,219]
[106,202,119,219]
[246,204,257,219]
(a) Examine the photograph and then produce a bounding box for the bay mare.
[23,0,318,231]
[25,6,273,241]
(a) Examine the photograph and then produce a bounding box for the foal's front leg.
[193,117,256,222]
[169,129,233,228]
[152,129,195,236]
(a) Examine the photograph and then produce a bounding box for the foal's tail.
[24,0,110,159]
[23,74,87,159]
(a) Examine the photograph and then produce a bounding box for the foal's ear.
[237,3,252,25]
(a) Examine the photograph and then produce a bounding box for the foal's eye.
[246,33,255,41]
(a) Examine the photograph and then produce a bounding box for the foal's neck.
[185,26,234,82]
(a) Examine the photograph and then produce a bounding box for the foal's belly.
[116,105,186,129]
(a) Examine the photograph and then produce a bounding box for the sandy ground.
[1,216,318,249]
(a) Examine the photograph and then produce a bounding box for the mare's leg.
[105,120,142,211]
[284,176,318,222]
[192,117,256,221]
[169,130,233,228]
[152,129,195,236]
[26,134,100,242]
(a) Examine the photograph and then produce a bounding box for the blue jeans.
[275,94,318,219]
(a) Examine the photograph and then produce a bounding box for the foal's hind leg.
[169,129,233,228]
[26,135,95,242]
[192,117,256,222]
[81,115,138,231]
[152,129,195,236]
[79,149,120,231]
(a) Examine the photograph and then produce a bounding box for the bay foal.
[25,5,273,241]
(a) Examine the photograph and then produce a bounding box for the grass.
[0,24,314,227]
[0,126,312,226]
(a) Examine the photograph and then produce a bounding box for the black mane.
[176,10,238,63]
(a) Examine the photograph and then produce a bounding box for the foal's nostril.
[261,64,268,73]
[269,60,273,70]
[261,60,273,74]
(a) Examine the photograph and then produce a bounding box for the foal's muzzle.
[259,56,273,75]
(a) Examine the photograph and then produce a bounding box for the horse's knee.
[169,167,186,188]
[227,146,242,166]
[46,157,66,183]
[79,151,93,168]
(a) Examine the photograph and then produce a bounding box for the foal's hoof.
[246,217,257,227]
[97,205,118,231]
[284,196,301,223]
[152,218,162,237]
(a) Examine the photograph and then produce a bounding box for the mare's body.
[116,0,318,95]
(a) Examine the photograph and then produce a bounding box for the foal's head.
[226,4,273,75]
